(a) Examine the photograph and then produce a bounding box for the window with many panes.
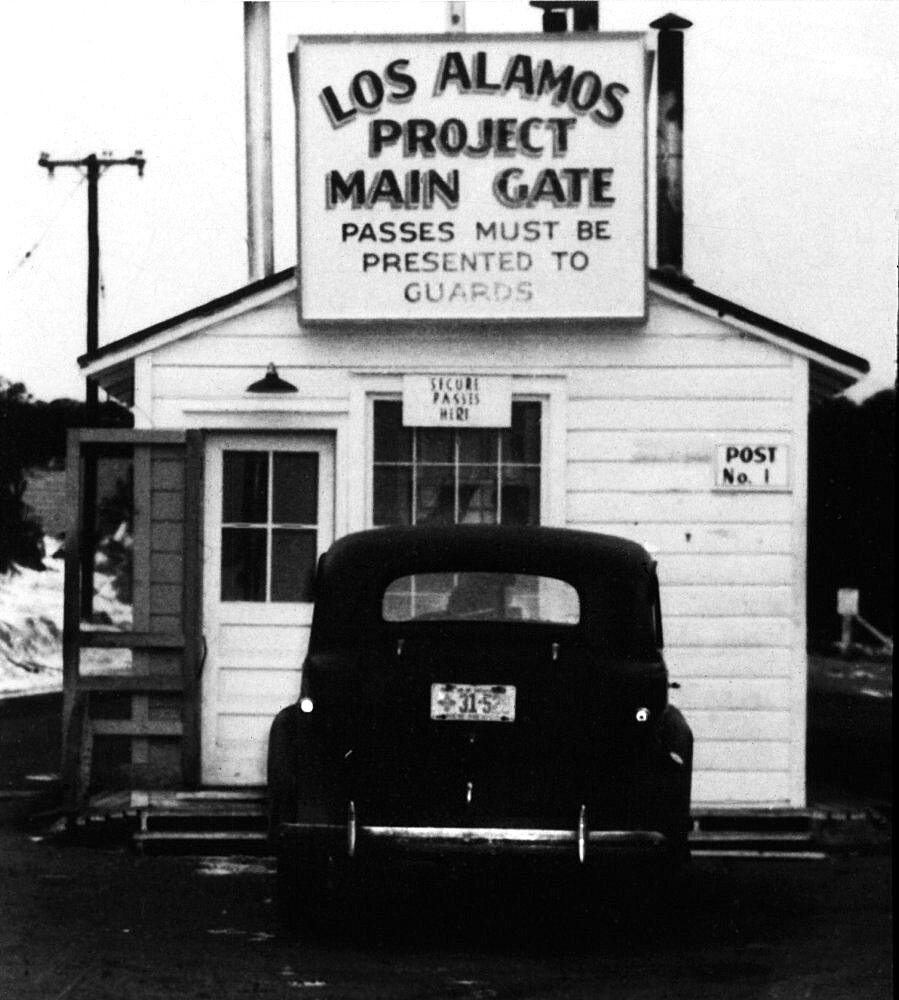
[372,400,541,526]
[220,450,319,602]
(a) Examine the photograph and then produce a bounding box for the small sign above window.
[714,444,790,491]
[403,375,512,427]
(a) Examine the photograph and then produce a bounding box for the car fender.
[267,703,334,840]
[627,705,693,840]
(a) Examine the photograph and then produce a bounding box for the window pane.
[417,428,453,463]
[374,401,412,462]
[271,529,316,602]
[383,573,579,624]
[374,466,412,525]
[84,451,134,633]
[273,452,318,524]
[373,400,542,529]
[458,428,496,465]
[382,572,454,621]
[501,467,540,526]
[416,465,456,524]
[222,452,268,523]
[221,527,266,600]
[502,402,541,463]
[458,465,498,524]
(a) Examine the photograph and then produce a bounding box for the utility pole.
[38,151,145,407]
[38,150,145,619]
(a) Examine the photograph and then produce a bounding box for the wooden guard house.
[65,268,868,820]
[60,20,869,836]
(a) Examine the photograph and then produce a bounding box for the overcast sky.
[2,0,896,401]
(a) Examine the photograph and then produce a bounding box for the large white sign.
[403,374,511,426]
[294,33,647,323]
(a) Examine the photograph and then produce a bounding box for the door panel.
[202,434,334,785]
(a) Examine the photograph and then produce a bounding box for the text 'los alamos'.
[318,50,630,211]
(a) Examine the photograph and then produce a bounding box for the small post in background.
[836,588,859,654]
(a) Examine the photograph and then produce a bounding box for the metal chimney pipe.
[650,12,692,275]
[244,1,274,279]
[530,1,599,32]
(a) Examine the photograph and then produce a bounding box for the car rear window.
[382,572,580,624]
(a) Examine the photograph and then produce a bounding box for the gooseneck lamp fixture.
[246,363,297,393]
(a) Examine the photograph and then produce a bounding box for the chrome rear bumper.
[277,816,670,861]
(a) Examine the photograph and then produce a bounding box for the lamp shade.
[246,363,297,393]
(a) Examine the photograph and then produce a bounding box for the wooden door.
[201,434,334,785]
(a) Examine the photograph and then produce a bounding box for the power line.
[6,174,86,278]
[38,150,145,408]
[38,149,145,622]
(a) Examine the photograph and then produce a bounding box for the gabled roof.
[79,265,869,404]
[648,269,869,376]
[77,266,296,369]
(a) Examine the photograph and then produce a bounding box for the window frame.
[368,395,547,528]
[382,571,582,625]
[219,447,321,604]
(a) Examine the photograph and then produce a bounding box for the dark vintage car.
[267,525,693,929]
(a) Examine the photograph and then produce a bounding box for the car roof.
[312,526,658,649]
[320,525,653,579]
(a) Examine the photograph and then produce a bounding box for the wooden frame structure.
[61,428,205,808]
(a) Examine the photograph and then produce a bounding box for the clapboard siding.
[656,554,793,584]
[150,520,184,553]
[575,523,794,554]
[674,678,791,711]
[149,584,182,616]
[689,710,791,742]
[568,492,792,523]
[568,461,713,492]
[150,489,183,521]
[568,367,794,399]
[568,429,791,462]
[158,331,789,370]
[150,614,181,635]
[218,667,302,714]
[147,445,185,637]
[153,366,348,400]
[695,741,790,772]
[150,457,185,490]
[149,551,184,585]
[568,399,793,431]
[664,647,794,678]
[663,585,792,617]
[182,290,743,341]
[665,617,792,647]
[693,771,791,804]
[140,288,807,807]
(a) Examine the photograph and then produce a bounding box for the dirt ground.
[0,828,891,1000]
[0,656,891,998]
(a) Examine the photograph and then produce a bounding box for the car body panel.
[268,526,692,884]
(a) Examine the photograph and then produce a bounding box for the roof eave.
[649,269,869,381]
[79,266,296,376]
[78,265,869,402]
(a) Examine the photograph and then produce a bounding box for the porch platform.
[58,790,890,859]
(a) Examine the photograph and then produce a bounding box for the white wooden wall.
[137,287,808,807]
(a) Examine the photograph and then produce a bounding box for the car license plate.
[430,683,516,722]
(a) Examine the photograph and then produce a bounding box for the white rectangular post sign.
[714,444,791,490]
[403,374,511,427]
[294,33,647,323]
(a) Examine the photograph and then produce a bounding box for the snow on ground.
[0,542,64,696]
[0,538,132,697]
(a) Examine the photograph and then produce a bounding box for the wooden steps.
[130,790,268,853]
